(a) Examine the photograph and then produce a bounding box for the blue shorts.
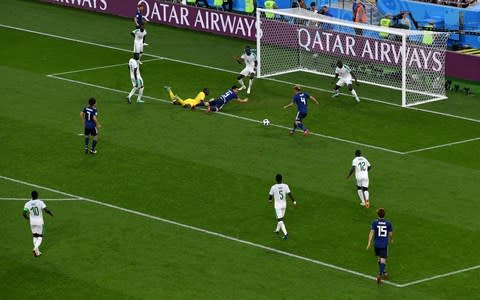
[295,112,307,122]
[374,247,388,258]
[84,127,98,136]
[209,99,224,112]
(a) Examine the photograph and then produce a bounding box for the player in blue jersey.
[366,208,393,284]
[283,85,319,136]
[133,4,148,45]
[205,86,248,112]
[80,97,102,154]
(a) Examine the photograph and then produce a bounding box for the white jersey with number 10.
[24,199,47,226]
[269,183,291,209]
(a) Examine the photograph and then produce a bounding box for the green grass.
[1,0,479,299]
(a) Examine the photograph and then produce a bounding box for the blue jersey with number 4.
[293,92,310,113]
[371,219,392,248]
[82,107,97,129]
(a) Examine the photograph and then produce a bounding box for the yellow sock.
[168,89,175,101]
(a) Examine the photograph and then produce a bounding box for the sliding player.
[206,86,248,112]
[234,46,257,95]
[165,86,209,109]
[332,60,360,102]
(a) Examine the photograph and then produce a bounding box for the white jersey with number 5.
[352,156,370,180]
[269,183,291,209]
[24,199,47,226]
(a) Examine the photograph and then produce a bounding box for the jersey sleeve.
[269,186,274,195]
[352,158,356,167]
[40,201,47,209]
[285,185,291,194]
[371,220,376,230]
[366,159,371,167]
[388,222,393,232]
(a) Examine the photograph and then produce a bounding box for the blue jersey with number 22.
[371,219,392,248]
[293,92,310,113]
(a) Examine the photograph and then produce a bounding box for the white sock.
[238,79,245,87]
[137,87,144,101]
[364,191,369,202]
[33,237,37,248]
[248,79,253,90]
[351,89,358,98]
[275,222,281,232]
[35,237,43,249]
[128,87,137,98]
[280,221,287,236]
[357,190,365,203]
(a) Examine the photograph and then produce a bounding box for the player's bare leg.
[357,186,366,206]
[247,74,254,94]
[362,187,370,208]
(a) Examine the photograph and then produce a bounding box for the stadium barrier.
[39,0,480,82]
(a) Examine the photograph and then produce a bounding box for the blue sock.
[297,123,305,131]
[84,137,89,149]
[291,123,297,132]
[92,140,97,150]
[380,263,385,275]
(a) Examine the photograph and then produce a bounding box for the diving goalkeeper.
[164,86,209,109]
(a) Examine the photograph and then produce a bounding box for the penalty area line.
[0,197,81,201]
[2,23,480,125]
[48,74,404,155]
[0,174,398,287]
[403,136,480,154]
[398,264,480,288]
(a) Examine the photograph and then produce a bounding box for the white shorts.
[134,41,144,53]
[336,77,353,87]
[356,177,369,188]
[275,207,286,219]
[131,76,144,88]
[30,224,44,235]
[240,65,255,77]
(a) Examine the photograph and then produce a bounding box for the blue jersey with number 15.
[293,92,310,113]
[371,219,393,248]
[82,107,97,129]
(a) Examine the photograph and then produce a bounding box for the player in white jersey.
[332,60,361,102]
[346,150,372,208]
[234,46,257,95]
[131,24,147,64]
[23,191,54,257]
[126,53,144,104]
[268,174,297,239]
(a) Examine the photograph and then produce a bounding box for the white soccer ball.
[262,119,271,126]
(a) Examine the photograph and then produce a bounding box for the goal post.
[255,8,449,107]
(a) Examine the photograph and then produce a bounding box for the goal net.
[256,8,449,107]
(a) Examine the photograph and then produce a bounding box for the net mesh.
[256,8,449,107]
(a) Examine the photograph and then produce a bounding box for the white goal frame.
[256,8,449,107]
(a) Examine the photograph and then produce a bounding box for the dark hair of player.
[88,97,96,106]
[231,85,239,90]
[133,53,140,60]
[377,208,385,218]
[336,60,343,68]
[275,174,282,183]
[355,149,361,156]
[31,190,38,199]
[203,88,209,95]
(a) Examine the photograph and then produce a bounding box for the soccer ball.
[262,119,271,126]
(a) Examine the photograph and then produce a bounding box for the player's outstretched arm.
[268,195,273,204]
[233,56,243,64]
[283,102,293,109]
[236,98,248,103]
[346,166,355,179]
[310,96,319,105]
[44,207,54,217]
[351,71,360,85]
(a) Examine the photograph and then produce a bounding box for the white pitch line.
[0,174,398,287]
[48,74,404,154]
[2,23,480,125]
[49,58,162,76]
[0,197,81,201]
[398,264,480,288]
[404,136,480,154]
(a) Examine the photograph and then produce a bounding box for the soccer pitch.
[1,0,480,299]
